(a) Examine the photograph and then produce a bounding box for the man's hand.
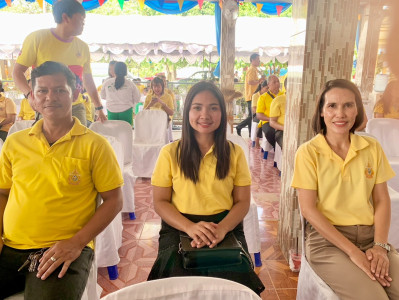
[37,238,84,280]
[97,109,107,122]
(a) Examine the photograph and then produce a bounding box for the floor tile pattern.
[98,138,298,299]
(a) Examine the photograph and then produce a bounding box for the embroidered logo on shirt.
[364,163,374,179]
[68,168,81,185]
[76,51,82,58]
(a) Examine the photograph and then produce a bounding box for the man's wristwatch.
[373,242,391,252]
[95,106,104,111]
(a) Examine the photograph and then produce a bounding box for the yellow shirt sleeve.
[374,141,396,184]
[373,100,384,114]
[291,143,318,190]
[16,31,38,67]
[151,144,173,187]
[232,145,252,186]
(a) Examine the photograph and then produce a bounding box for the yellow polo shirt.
[151,141,251,215]
[291,133,395,226]
[144,93,174,111]
[245,66,259,101]
[18,98,36,120]
[0,95,17,132]
[256,91,284,125]
[0,118,124,249]
[373,100,399,119]
[270,94,286,125]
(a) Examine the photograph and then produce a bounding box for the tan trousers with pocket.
[305,224,399,300]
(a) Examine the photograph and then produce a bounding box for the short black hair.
[53,0,85,24]
[31,61,76,92]
[0,80,3,93]
[250,53,260,62]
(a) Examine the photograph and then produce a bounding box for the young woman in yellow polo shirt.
[292,79,399,299]
[148,81,264,295]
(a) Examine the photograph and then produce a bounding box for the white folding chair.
[388,186,399,250]
[226,134,262,267]
[7,120,35,136]
[365,118,399,191]
[90,120,137,219]
[297,213,339,300]
[132,110,169,178]
[260,130,274,160]
[274,142,282,171]
[101,276,261,300]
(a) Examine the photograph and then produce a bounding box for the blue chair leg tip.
[254,252,262,267]
[263,151,268,160]
[273,161,277,168]
[261,148,264,153]
[252,141,255,147]
[107,265,119,280]
[129,212,136,220]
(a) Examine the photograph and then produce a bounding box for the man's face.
[32,73,75,121]
[268,76,280,94]
[65,13,85,36]
[251,56,260,67]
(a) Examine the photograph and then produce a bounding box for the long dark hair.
[177,81,231,183]
[311,79,364,135]
[253,80,268,95]
[151,77,164,95]
[114,62,127,90]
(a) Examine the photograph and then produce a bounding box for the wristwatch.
[95,106,104,111]
[373,242,391,252]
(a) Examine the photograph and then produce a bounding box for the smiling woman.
[147,81,265,295]
[292,79,399,300]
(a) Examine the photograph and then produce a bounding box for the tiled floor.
[98,134,298,299]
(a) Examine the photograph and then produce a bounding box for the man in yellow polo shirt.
[236,53,263,137]
[256,75,284,149]
[12,0,107,125]
[0,61,123,299]
[269,77,287,149]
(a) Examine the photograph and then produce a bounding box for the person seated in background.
[17,79,36,121]
[251,80,268,148]
[256,75,284,149]
[144,77,174,118]
[147,81,265,295]
[100,61,140,126]
[0,61,123,299]
[0,80,17,141]
[292,79,399,300]
[374,80,399,119]
[269,77,287,149]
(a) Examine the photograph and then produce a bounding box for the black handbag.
[178,232,252,270]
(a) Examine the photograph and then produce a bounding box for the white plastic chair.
[274,142,282,171]
[0,138,3,152]
[365,119,399,191]
[226,134,262,267]
[260,130,274,160]
[7,120,35,136]
[90,120,137,219]
[101,276,262,300]
[388,186,399,250]
[132,110,169,178]
[297,213,339,300]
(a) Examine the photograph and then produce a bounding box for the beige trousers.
[305,224,399,300]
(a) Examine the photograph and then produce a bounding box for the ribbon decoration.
[177,0,184,10]
[276,5,283,16]
[98,0,104,6]
[256,3,263,13]
[197,0,203,10]
[118,0,124,10]
[138,0,145,10]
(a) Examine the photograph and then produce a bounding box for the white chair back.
[101,276,261,300]
[388,186,399,249]
[7,120,35,136]
[90,120,133,165]
[227,134,249,165]
[0,138,3,152]
[134,110,168,144]
[366,118,399,156]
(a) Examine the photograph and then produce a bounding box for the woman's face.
[152,83,163,96]
[189,90,222,138]
[109,64,116,78]
[260,85,269,95]
[321,87,358,136]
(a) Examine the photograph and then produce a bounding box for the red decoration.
[98,0,104,6]
[197,0,203,9]
[276,5,283,16]
[5,0,11,6]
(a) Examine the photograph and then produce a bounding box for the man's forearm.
[12,63,30,95]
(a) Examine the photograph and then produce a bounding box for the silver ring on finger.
[50,256,57,262]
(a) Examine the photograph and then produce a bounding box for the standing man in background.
[236,53,263,137]
[12,0,107,125]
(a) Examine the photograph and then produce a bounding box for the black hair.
[31,61,76,92]
[114,62,127,90]
[250,53,260,62]
[0,80,3,93]
[151,77,164,95]
[53,0,85,24]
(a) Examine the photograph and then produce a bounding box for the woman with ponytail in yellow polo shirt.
[148,81,264,295]
[292,79,399,299]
